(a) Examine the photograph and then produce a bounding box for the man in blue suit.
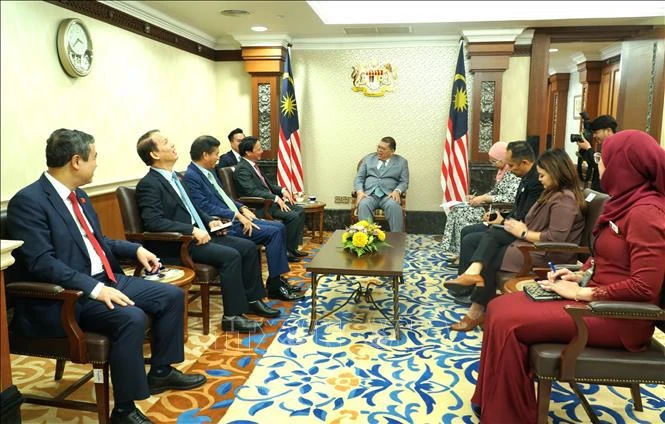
[216,127,244,170]
[135,130,282,334]
[183,135,304,301]
[354,136,409,232]
[6,129,206,424]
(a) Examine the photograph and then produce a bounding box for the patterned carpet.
[11,233,665,423]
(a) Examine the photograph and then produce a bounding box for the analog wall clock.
[56,18,93,77]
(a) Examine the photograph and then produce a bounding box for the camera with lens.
[570,111,594,143]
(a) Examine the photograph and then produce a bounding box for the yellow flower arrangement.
[341,220,390,256]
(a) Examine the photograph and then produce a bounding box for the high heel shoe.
[443,274,485,291]
[451,314,484,332]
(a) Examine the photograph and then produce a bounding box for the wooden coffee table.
[305,230,406,340]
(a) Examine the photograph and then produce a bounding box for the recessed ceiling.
[138,1,662,71]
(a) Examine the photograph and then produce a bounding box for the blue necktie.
[171,172,207,232]
[205,171,239,214]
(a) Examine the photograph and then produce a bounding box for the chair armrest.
[559,302,665,381]
[515,242,590,277]
[124,232,196,272]
[239,197,275,220]
[6,282,88,363]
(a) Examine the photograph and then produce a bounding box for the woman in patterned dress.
[442,141,520,256]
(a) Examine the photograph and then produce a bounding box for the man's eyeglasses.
[593,152,602,164]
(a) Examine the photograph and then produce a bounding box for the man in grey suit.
[354,136,409,232]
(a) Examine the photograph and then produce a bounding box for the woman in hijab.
[470,130,665,423]
[442,141,520,257]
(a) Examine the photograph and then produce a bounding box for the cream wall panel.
[1,1,219,202]
[293,46,473,212]
[500,56,530,142]
[214,61,252,145]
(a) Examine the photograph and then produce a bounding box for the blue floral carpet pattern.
[221,235,664,424]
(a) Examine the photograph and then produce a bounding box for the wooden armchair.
[496,189,610,290]
[116,186,219,335]
[350,161,407,231]
[530,291,665,423]
[216,166,276,219]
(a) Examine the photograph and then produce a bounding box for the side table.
[298,201,326,243]
[127,265,195,340]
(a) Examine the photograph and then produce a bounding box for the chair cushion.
[194,263,218,281]
[10,332,110,363]
[530,339,665,383]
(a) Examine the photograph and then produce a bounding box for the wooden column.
[526,31,551,156]
[241,46,286,160]
[548,73,570,149]
[1,240,24,422]
[578,61,603,120]
[467,42,514,163]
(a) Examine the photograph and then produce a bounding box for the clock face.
[57,18,93,77]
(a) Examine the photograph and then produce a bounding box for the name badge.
[609,220,620,234]
[585,192,596,202]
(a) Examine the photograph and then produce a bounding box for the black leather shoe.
[248,300,280,318]
[451,289,473,307]
[222,315,263,333]
[110,409,153,424]
[279,277,306,293]
[287,254,301,262]
[289,249,308,257]
[147,368,207,395]
[268,284,306,301]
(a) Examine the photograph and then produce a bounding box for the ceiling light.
[549,48,559,53]
[307,1,664,24]
[220,9,250,17]
[251,26,268,32]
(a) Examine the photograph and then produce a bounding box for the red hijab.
[595,130,665,234]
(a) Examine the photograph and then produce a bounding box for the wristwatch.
[520,230,528,240]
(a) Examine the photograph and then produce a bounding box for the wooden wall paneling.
[90,192,125,240]
[577,61,603,119]
[617,38,664,140]
[548,73,570,149]
[467,42,513,163]
[527,32,551,156]
[242,47,286,160]
[598,62,620,117]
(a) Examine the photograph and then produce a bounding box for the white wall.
[564,72,584,159]
[0,1,223,202]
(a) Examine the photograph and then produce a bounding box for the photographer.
[573,114,617,192]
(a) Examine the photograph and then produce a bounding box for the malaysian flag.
[277,48,303,193]
[441,42,469,203]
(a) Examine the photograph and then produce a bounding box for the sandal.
[451,314,484,332]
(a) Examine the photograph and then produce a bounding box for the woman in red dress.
[471,130,665,423]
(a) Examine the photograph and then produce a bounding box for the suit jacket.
[217,150,239,169]
[136,168,213,258]
[505,164,543,222]
[354,153,409,195]
[183,162,243,221]
[6,174,140,336]
[234,158,283,200]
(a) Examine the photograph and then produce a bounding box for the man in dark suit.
[7,129,206,424]
[216,127,244,170]
[183,135,304,301]
[354,136,409,232]
[234,137,307,259]
[444,140,544,303]
[135,130,281,333]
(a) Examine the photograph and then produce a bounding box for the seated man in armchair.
[7,129,206,424]
[354,136,409,232]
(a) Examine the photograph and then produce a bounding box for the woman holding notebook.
[446,148,586,331]
[471,130,665,423]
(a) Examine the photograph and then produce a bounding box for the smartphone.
[488,212,498,221]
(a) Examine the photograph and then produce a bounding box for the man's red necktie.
[254,164,270,189]
[67,192,117,283]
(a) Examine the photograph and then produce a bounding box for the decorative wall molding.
[291,35,461,50]
[463,28,526,43]
[46,0,242,61]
